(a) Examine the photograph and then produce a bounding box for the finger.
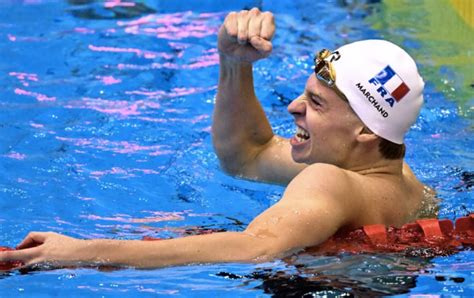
[0,247,39,262]
[16,232,48,249]
[223,11,238,37]
[248,9,263,40]
[260,12,275,40]
[249,36,273,56]
[237,10,250,44]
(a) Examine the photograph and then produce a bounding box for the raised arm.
[213,8,306,185]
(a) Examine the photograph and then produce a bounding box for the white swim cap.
[328,40,424,144]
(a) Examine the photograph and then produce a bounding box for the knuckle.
[238,10,248,17]
[262,11,274,20]
[249,7,260,14]
[224,12,236,23]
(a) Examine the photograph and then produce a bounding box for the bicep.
[243,136,307,185]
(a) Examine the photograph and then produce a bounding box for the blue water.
[1,0,473,296]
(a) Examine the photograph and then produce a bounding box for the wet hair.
[361,126,405,159]
[378,138,406,160]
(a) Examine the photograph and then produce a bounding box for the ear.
[355,127,379,144]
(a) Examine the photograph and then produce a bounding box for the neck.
[348,158,403,176]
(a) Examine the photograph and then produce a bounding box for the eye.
[310,96,321,106]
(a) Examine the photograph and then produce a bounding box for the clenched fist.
[218,8,275,63]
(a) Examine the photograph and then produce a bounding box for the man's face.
[287,74,364,167]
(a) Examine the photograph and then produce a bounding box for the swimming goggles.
[313,49,348,101]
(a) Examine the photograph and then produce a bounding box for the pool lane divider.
[0,247,23,271]
[308,214,474,256]
[1,214,473,271]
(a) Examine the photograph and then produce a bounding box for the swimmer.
[0,8,430,269]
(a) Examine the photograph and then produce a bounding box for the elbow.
[235,244,274,263]
[238,237,291,263]
[213,141,248,176]
[218,157,245,177]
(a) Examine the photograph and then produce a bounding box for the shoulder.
[279,163,361,228]
[285,163,354,197]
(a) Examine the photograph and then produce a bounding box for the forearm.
[82,232,270,269]
[213,55,274,172]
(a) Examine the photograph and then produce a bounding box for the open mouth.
[295,126,310,143]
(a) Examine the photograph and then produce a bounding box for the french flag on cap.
[375,65,410,102]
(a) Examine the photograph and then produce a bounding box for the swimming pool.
[1,0,473,296]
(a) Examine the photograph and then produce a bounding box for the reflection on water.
[67,0,156,20]
[216,253,433,296]
[413,185,440,219]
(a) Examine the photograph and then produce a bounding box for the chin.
[291,151,312,165]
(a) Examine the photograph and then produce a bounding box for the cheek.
[313,119,356,144]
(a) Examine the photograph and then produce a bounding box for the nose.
[287,96,306,116]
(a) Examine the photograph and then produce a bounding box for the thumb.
[249,36,272,56]
[16,232,49,249]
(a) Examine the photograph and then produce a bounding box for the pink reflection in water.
[135,114,209,126]
[64,97,161,117]
[156,29,214,40]
[168,41,191,50]
[56,136,174,156]
[24,0,43,4]
[54,217,76,226]
[14,88,56,102]
[7,34,45,42]
[115,51,218,70]
[29,122,44,128]
[9,72,38,81]
[81,211,184,223]
[90,166,161,178]
[9,72,39,87]
[74,27,95,34]
[4,152,26,160]
[134,116,167,123]
[118,12,190,27]
[104,0,135,8]
[187,53,219,69]
[126,86,211,98]
[95,75,122,85]
[164,108,187,114]
[189,114,209,124]
[118,11,221,40]
[89,44,175,59]
[117,62,178,70]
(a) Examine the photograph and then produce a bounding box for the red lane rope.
[0,247,23,271]
[308,214,474,256]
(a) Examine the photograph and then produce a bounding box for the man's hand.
[218,8,275,63]
[0,232,87,268]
